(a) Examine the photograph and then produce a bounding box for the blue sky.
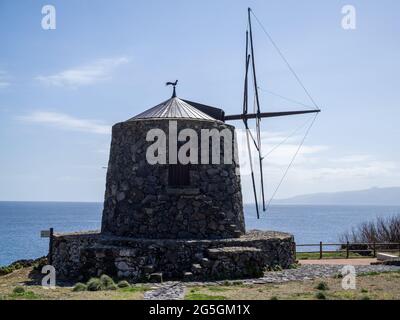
[0,0,399,202]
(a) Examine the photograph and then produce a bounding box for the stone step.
[206,246,262,260]
[377,252,399,261]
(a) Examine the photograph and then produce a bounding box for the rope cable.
[257,87,313,109]
[265,112,319,212]
[250,9,320,109]
[263,115,315,159]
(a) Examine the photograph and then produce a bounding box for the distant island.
[273,187,400,206]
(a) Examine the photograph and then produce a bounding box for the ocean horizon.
[0,201,399,266]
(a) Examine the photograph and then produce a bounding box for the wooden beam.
[224,109,320,121]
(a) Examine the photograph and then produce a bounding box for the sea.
[0,201,399,266]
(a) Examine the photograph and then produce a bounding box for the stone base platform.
[51,230,295,282]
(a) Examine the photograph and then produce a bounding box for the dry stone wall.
[51,231,296,282]
[101,119,245,239]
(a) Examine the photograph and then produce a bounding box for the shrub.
[340,216,400,253]
[361,295,370,300]
[273,265,283,272]
[0,257,48,276]
[99,275,116,290]
[100,274,117,290]
[72,283,87,292]
[270,296,278,300]
[315,292,326,300]
[87,278,102,291]
[13,286,25,294]
[315,282,329,291]
[117,280,130,288]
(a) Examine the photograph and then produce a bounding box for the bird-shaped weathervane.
[166,80,178,98]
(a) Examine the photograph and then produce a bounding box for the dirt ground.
[185,271,400,300]
[299,258,377,265]
[0,267,399,300]
[0,267,147,300]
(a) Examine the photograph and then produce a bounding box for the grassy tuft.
[99,275,116,290]
[315,291,327,300]
[117,280,131,288]
[315,282,329,291]
[87,278,102,291]
[13,286,25,294]
[9,289,40,300]
[72,283,87,292]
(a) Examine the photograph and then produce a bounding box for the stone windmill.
[50,8,320,282]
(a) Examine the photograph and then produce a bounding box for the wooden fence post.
[49,228,54,265]
[319,241,323,259]
[346,241,350,259]
[373,242,376,258]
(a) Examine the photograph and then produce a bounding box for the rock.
[116,192,125,201]
[142,195,156,204]
[183,272,193,281]
[192,264,202,273]
[144,265,155,273]
[119,249,136,257]
[207,168,219,176]
[120,181,130,191]
[116,261,129,271]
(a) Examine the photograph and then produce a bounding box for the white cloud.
[19,111,110,134]
[235,129,400,202]
[331,155,372,163]
[36,56,129,87]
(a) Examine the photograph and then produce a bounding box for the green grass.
[206,286,231,292]
[358,271,381,277]
[118,285,150,293]
[185,293,226,300]
[297,251,364,260]
[8,290,41,300]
